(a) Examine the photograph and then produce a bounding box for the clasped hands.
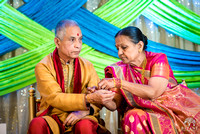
[63,78,120,127]
[86,78,121,105]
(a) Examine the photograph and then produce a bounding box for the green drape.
[0,3,54,50]
[0,4,119,96]
[94,0,154,28]
[143,0,200,44]
[94,0,200,44]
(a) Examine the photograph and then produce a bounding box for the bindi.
[77,33,79,36]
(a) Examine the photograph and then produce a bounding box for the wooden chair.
[28,85,40,123]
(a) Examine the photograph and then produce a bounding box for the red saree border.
[105,61,178,133]
[105,64,138,107]
[147,110,161,134]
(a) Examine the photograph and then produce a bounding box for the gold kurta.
[35,53,102,133]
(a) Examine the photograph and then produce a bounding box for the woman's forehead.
[115,35,132,44]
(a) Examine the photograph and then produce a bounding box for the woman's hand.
[63,110,89,126]
[98,78,115,90]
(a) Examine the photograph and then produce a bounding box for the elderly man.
[28,20,114,134]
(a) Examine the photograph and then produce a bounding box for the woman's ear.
[54,37,60,48]
[138,41,144,52]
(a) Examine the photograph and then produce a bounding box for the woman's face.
[115,35,141,65]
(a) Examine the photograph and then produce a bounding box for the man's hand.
[86,86,98,94]
[63,111,89,126]
[86,90,115,105]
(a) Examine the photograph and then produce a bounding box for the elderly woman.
[98,26,200,134]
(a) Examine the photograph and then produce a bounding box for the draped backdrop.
[0,0,200,133]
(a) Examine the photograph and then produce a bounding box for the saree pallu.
[105,51,200,134]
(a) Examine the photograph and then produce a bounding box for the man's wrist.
[84,94,94,115]
[85,94,90,108]
[85,94,88,103]
[85,94,94,104]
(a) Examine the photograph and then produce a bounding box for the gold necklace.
[141,55,147,84]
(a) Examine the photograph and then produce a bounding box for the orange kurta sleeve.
[78,57,101,117]
[35,57,88,112]
[35,55,103,114]
[35,55,105,132]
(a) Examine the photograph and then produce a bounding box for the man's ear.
[54,37,60,48]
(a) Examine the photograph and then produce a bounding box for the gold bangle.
[115,78,121,89]
[120,79,122,89]
[113,77,116,88]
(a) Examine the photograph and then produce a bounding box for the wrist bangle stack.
[113,77,122,89]
[113,77,116,88]
[121,79,122,89]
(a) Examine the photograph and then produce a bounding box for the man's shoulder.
[36,53,53,66]
[78,56,93,66]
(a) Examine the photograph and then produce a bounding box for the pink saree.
[105,51,200,134]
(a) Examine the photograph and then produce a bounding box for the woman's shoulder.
[146,51,167,58]
[146,51,169,68]
[107,61,126,68]
[146,51,168,62]
[105,61,126,78]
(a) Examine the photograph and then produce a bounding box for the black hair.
[115,26,148,50]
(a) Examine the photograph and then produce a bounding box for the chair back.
[28,85,40,123]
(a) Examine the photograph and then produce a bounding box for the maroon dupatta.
[38,48,82,133]
[52,47,82,93]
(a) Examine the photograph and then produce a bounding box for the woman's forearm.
[121,77,168,99]
[122,80,152,99]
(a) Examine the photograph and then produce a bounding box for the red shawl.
[52,47,82,93]
[38,48,82,133]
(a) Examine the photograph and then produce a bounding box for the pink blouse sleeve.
[150,53,170,80]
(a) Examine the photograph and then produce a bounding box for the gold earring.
[139,49,141,53]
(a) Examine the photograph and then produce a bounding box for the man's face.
[55,26,82,62]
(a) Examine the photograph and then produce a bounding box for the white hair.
[55,20,79,40]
